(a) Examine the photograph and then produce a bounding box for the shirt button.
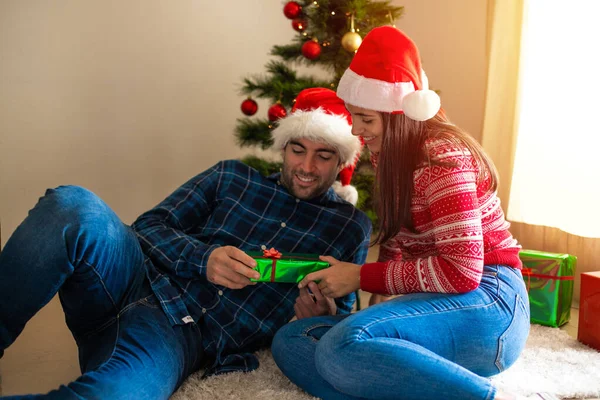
[281,222,286,227]
[202,308,207,314]
[261,245,267,250]
[296,198,300,203]
[218,290,223,296]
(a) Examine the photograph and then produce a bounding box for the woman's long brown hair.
[373,109,499,245]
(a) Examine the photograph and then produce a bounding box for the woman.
[271,26,549,400]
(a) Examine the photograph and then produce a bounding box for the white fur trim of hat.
[271,107,361,168]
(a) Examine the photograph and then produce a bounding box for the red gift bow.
[263,248,282,259]
[263,248,282,282]
[521,267,574,292]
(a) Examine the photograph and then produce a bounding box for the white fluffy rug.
[171,325,600,399]
[492,325,600,398]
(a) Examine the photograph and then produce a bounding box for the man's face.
[280,138,343,200]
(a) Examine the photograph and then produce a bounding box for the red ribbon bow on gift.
[263,248,282,259]
[263,248,282,282]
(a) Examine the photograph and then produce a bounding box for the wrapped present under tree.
[520,250,576,327]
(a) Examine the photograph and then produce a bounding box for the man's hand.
[207,246,260,289]
[298,255,361,298]
[295,282,337,319]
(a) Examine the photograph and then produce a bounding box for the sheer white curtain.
[507,0,600,238]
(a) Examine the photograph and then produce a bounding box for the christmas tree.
[235,0,404,229]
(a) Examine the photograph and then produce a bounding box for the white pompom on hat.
[336,26,441,121]
[271,88,362,204]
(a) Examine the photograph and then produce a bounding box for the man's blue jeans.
[0,186,203,399]
[272,265,530,400]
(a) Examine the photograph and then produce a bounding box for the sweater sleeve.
[360,152,485,295]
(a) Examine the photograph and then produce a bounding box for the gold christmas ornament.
[342,31,362,52]
[342,13,362,52]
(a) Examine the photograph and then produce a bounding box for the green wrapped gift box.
[519,250,576,327]
[248,248,329,283]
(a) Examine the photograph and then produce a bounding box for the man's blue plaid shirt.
[132,160,371,376]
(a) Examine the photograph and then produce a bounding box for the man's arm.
[132,161,258,286]
[132,162,223,280]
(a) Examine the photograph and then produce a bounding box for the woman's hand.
[298,256,361,298]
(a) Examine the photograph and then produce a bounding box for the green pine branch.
[240,60,331,106]
[235,118,274,149]
[271,43,304,60]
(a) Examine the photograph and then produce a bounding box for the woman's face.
[346,104,385,153]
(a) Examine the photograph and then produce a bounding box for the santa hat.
[271,87,362,205]
[337,26,441,121]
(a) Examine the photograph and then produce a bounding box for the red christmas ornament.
[268,102,287,122]
[291,18,307,32]
[283,1,302,19]
[240,98,258,116]
[301,40,321,60]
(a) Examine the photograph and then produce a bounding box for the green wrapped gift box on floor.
[519,250,576,327]
[248,248,329,283]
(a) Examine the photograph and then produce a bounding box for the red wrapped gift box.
[578,271,600,351]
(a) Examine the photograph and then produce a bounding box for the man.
[0,88,371,399]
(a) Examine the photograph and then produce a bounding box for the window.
[507,0,600,238]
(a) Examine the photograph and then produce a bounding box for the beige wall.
[394,0,488,142]
[0,0,488,245]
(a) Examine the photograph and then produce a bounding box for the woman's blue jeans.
[272,265,530,400]
[0,186,203,399]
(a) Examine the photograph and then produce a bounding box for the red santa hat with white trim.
[336,26,441,121]
[271,87,363,205]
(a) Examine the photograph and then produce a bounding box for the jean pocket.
[139,294,160,309]
[495,294,530,372]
